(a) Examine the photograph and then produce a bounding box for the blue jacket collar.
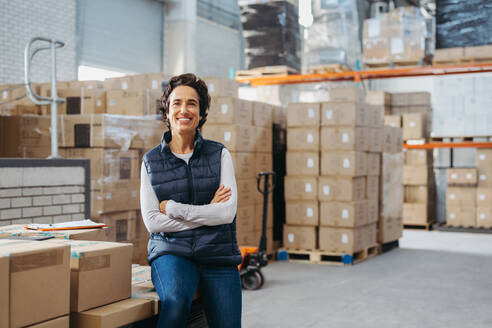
[160,129,204,157]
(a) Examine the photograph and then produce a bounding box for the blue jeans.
[151,254,242,328]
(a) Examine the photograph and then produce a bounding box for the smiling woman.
[140,73,242,327]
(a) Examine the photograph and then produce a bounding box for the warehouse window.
[197,0,240,30]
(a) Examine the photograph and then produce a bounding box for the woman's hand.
[211,185,231,204]
[159,200,168,214]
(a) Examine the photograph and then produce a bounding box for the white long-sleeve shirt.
[140,148,238,233]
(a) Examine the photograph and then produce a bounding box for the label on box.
[341,234,349,244]
[109,99,117,106]
[96,99,102,107]
[342,209,349,219]
[308,109,315,118]
[221,104,228,114]
[2,91,7,99]
[306,208,313,217]
[305,183,312,193]
[480,154,486,160]
[209,84,215,92]
[451,173,457,180]
[132,191,137,197]
[288,233,294,243]
[121,82,128,90]
[341,133,349,143]
[450,213,456,219]
[152,80,158,89]
[466,173,472,180]
[480,194,485,200]
[105,192,112,200]
[307,133,314,143]
[323,186,330,195]
[307,158,314,168]
[480,174,486,181]
[480,213,485,220]
[368,20,380,37]
[449,194,456,200]
[409,121,416,127]
[342,158,351,168]
[391,38,404,54]
[325,110,333,120]
[224,132,231,142]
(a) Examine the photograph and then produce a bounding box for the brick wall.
[0,0,77,85]
[0,159,90,226]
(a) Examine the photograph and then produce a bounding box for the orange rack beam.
[404,142,492,149]
[236,62,492,86]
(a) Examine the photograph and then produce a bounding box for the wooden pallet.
[403,222,434,230]
[277,245,378,265]
[433,57,492,66]
[305,63,350,74]
[430,136,492,143]
[236,65,298,78]
[365,59,430,69]
[378,240,399,254]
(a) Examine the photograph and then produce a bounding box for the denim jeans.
[151,254,242,328]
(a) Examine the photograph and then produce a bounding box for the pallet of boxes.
[476,150,492,228]
[201,77,276,256]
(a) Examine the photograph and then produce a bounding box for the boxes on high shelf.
[391,92,431,107]
[202,76,239,98]
[318,176,366,202]
[318,223,376,254]
[319,200,369,227]
[330,86,365,103]
[284,176,318,201]
[321,151,367,176]
[286,151,319,176]
[103,73,167,92]
[363,37,390,64]
[447,168,478,185]
[286,102,320,127]
[201,124,256,152]
[383,125,403,154]
[283,225,317,250]
[402,113,426,140]
[106,89,161,116]
[321,102,367,127]
[366,91,391,107]
[285,201,319,226]
[476,150,492,169]
[287,127,319,152]
[404,149,432,166]
[208,97,253,125]
[0,240,70,328]
[447,206,476,228]
[320,127,368,151]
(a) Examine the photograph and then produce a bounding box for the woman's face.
[168,85,201,135]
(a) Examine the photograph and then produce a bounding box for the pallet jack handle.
[24,37,65,158]
[257,171,275,253]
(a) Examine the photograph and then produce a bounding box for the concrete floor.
[242,230,492,328]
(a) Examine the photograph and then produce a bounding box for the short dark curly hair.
[160,73,210,129]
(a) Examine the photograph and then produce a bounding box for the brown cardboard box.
[236,205,256,235]
[380,152,404,220]
[447,187,476,207]
[70,298,154,328]
[366,91,391,106]
[383,125,403,154]
[363,38,390,64]
[41,87,106,115]
[255,152,273,176]
[0,115,51,157]
[320,127,368,151]
[202,124,256,152]
[285,201,319,226]
[464,44,492,60]
[392,92,431,107]
[286,152,319,176]
[231,152,256,179]
[476,150,492,169]
[91,183,140,219]
[283,225,317,250]
[255,202,274,230]
[284,176,318,200]
[378,217,403,244]
[447,168,478,185]
[106,89,161,116]
[367,199,378,224]
[318,176,366,202]
[434,47,464,62]
[402,113,426,140]
[367,128,384,152]
[28,316,69,328]
[0,240,70,327]
[476,207,492,228]
[404,149,431,165]
[367,152,381,176]
[287,127,319,151]
[320,200,368,227]
[253,102,273,128]
[103,73,166,92]
[321,151,367,176]
[478,168,492,187]
[404,186,429,203]
[208,97,253,125]
[286,103,320,127]
[330,86,365,103]
[476,188,492,207]
[0,253,8,328]
[403,165,428,185]
[237,231,257,246]
[366,105,385,128]
[236,179,257,207]
[389,36,426,62]
[403,203,428,225]
[366,175,379,201]
[255,126,273,153]
[384,115,401,128]
[203,76,239,98]
[447,206,476,227]
[321,102,367,127]
[318,223,377,253]
[98,211,137,243]
[44,228,110,241]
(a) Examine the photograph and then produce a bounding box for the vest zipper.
[186,161,196,253]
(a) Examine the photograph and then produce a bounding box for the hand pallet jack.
[238,171,275,290]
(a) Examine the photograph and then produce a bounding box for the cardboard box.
[254,202,274,231]
[286,152,319,176]
[329,86,365,103]
[255,152,273,176]
[447,168,478,185]
[202,76,238,98]
[367,128,384,153]
[478,168,492,188]
[404,186,429,203]
[447,206,476,228]
[103,73,167,92]
[476,188,492,207]
[287,127,319,151]
[404,149,431,165]
[318,176,366,202]
[383,125,403,154]
[403,165,428,185]
[378,217,403,244]
[235,205,256,234]
[389,36,426,62]
[320,127,368,151]
[384,115,401,128]
[286,103,320,127]
[402,113,426,140]
[29,316,69,328]
[392,92,431,107]
[91,183,140,219]
[366,175,379,201]
[366,91,391,106]
[208,97,253,125]
[202,124,256,152]
[321,151,367,177]
[403,203,428,225]
[44,228,110,242]
[318,224,377,253]
[236,178,257,207]
[434,47,464,62]
[446,187,476,207]
[366,105,385,128]
[320,200,368,227]
[476,150,492,169]
[237,230,257,246]
[0,240,70,327]
[283,225,317,250]
[464,44,492,60]
[285,201,319,226]
[321,102,367,127]
[98,211,137,243]
[476,207,492,228]
[255,126,273,153]
[106,89,161,116]
[0,115,51,157]
[363,38,390,64]
[252,102,273,128]
[70,298,154,328]
[284,176,318,201]
[231,152,256,179]
[367,152,381,176]
[41,87,106,115]
[380,152,404,220]
[0,253,8,328]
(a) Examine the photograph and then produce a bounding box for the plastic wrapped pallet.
[240,1,301,71]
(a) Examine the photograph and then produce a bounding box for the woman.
[140,73,243,327]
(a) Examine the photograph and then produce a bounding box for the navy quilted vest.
[143,130,242,265]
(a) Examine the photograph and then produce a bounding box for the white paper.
[308,108,315,118]
[288,233,294,243]
[368,19,380,37]
[480,213,485,220]
[224,132,231,142]
[325,110,333,120]
[221,104,228,114]
[342,158,351,168]
[307,158,314,168]
[341,234,349,244]
[307,133,314,143]
[323,186,330,195]
[342,209,349,219]
[391,38,404,54]
[306,208,313,217]
[341,133,349,143]
[305,183,312,193]
[25,219,103,230]
[105,192,112,200]
[121,82,128,90]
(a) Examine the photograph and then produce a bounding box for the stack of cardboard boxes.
[477,150,492,228]
[0,83,39,115]
[446,168,477,227]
